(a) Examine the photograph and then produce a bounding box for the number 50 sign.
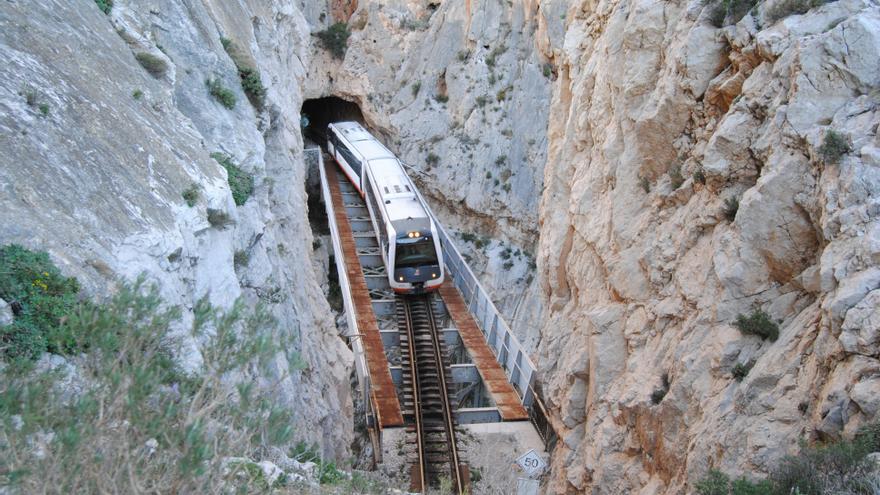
[515,449,547,478]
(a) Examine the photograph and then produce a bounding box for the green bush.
[543,63,553,78]
[495,155,507,166]
[734,309,779,341]
[766,0,828,24]
[723,196,739,221]
[134,52,168,78]
[696,422,880,495]
[435,93,449,103]
[669,164,684,190]
[206,79,236,109]
[94,0,112,14]
[819,129,850,164]
[207,208,234,229]
[731,359,756,381]
[426,152,440,167]
[316,23,351,59]
[0,278,300,492]
[707,0,758,27]
[233,250,249,269]
[182,184,199,207]
[38,103,49,117]
[0,245,82,360]
[210,153,254,206]
[289,442,346,485]
[220,39,267,109]
[411,81,421,96]
[132,89,144,100]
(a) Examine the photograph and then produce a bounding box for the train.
[326,121,444,294]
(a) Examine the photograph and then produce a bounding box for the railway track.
[397,295,468,494]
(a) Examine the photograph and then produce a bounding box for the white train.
[327,121,444,293]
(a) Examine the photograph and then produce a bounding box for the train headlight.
[398,276,404,281]
[407,231,421,238]
[431,273,437,278]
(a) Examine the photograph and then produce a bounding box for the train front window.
[394,238,438,268]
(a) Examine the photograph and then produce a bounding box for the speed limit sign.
[515,449,547,478]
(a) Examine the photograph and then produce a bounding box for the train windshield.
[394,237,439,268]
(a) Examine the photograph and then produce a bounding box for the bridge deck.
[438,282,529,421]
[324,161,404,428]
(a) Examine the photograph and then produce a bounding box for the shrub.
[699,422,880,495]
[206,79,236,109]
[411,81,421,96]
[221,39,266,109]
[496,87,508,101]
[207,208,234,229]
[426,152,440,167]
[211,153,254,206]
[316,23,351,59]
[289,442,346,484]
[94,0,112,14]
[723,196,739,221]
[766,0,828,24]
[695,469,773,495]
[0,278,300,493]
[484,44,505,68]
[819,129,849,164]
[233,250,249,268]
[495,155,507,166]
[0,245,81,360]
[669,164,684,190]
[694,167,707,185]
[132,89,144,100]
[734,309,779,341]
[542,63,553,78]
[638,175,651,193]
[731,359,756,381]
[707,0,758,27]
[457,50,469,62]
[38,103,49,117]
[435,94,449,103]
[238,67,266,108]
[134,52,168,78]
[182,184,199,207]
[485,171,492,179]
[476,95,489,107]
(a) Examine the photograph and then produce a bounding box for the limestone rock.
[0,298,12,327]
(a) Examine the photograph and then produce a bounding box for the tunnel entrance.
[300,96,365,145]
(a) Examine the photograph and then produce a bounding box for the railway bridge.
[308,147,554,493]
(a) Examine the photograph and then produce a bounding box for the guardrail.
[408,178,538,408]
[309,148,380,459]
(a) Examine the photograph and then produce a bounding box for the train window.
[338,144,362,177]
[394,239,438,268]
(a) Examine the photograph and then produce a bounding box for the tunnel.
[300,96,365,145]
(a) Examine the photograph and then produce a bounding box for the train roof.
[330,122,433,234]
[330,122,395,161]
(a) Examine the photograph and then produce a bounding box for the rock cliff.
[0,0,352,459]
[535,0,880,491]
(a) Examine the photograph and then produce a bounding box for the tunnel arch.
[300,96,365,145]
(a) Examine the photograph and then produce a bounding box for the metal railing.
[409,182,538,408]
[310,147,380,460]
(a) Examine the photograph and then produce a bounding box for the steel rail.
[421,295,465,494]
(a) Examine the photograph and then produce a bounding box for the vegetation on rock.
[211,153,254,206]
[0,245,82,360]
[182,184,199,207]
[93,0,112,15]
[316,23,351,60]
[734,309,779,341]
[0,277,305,492]
[220,38,266,109]
[696,422,880,494]
[134,52,168,78]
[819,129,850,164]
[207,78,236,109]
[766,0,831,24]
